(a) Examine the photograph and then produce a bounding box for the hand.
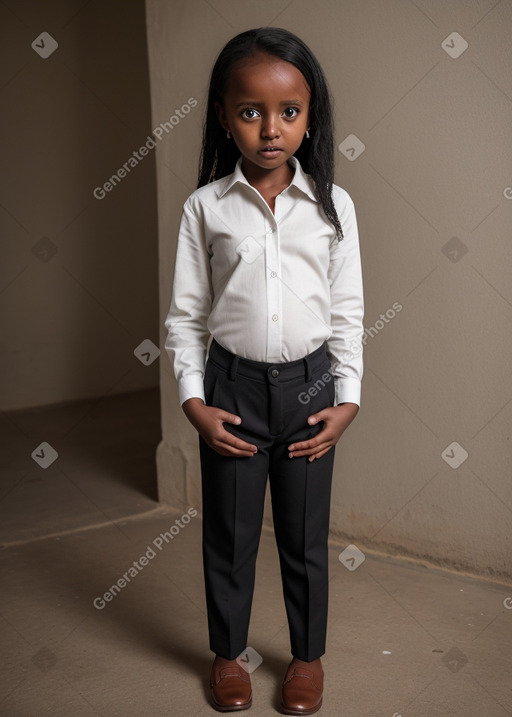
[288,403,359,462]
[182,398,258,457]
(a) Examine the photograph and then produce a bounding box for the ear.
[214,101,229,132]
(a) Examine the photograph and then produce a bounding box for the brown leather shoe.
[280,657,323,715]
[209,656,252,712]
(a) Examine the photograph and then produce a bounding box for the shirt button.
[266,226,274,234]
[272,314,278,322]
[271,271,277,278]
[271,369,279,378]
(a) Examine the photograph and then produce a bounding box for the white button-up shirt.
[165,156,364,407]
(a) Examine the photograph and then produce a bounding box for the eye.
[283,107,299,119]
[241,108,260,120]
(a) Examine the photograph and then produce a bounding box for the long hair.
[197,27,344,241]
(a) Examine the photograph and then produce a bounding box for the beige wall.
[149,0,512,580]
[1,0,158,411]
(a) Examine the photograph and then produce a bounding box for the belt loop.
[229,355,239,381]
[303,356,312,383]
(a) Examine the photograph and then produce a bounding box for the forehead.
[224,52,311,101]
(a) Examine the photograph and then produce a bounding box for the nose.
[261,114,280,139]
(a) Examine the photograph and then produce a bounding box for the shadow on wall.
[1,0,159,412]
[0,1,161,531]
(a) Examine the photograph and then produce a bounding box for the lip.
[259,146,283,157]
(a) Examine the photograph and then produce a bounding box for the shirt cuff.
[178,374,206,407]
[334,377,361,407]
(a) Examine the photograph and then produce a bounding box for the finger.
[211,435,257,456]
[289,440,333,458]
[288,430,332,453]
[307,446,332,462]
[307,409,329,425]
[216,445,258,457]
[288,437,314,453]
[218,410,243,426]
[219,429,258,453]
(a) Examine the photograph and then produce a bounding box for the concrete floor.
[1,390,511,717]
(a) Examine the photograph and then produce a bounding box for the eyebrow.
[235,99,305,108]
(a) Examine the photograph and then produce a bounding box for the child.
[165,27,364,715]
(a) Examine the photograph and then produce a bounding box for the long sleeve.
[164,198,213,406]
[326,188,364,406]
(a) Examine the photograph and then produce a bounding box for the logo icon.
[338,134,366,161]
[134,339,160,366]
[32,237,58,263]
[441,442,468,469]
[441,237,468,263]
[441,32,468,59]
[31,32,58,59]
[442,646,468,673]
[236,646,263,673]
[31,442,58,469]
[237,236,263,264]
[338,544,366,571]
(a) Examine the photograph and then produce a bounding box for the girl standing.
[165,27,364,715]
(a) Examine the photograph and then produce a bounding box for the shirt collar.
[215,155,318,203]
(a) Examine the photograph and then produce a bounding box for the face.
[215,52,311,180]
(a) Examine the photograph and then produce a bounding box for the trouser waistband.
[208,338,329,383]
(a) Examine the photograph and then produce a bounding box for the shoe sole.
[210,695,253,712]
[280,698,322,715]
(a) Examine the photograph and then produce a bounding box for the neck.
[241,158,294,192]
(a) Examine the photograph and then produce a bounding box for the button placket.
[265,216,281,361]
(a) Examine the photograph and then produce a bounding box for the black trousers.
[200,338,336,662]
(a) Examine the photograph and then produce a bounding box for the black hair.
[197,27,344,241]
